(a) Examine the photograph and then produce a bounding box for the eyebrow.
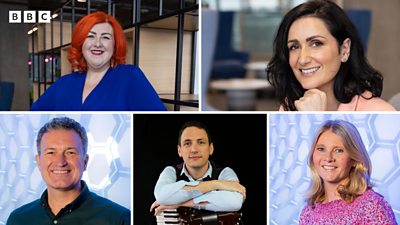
[88,31,113,36]
[183,138,206,142]
[287,35,327,44]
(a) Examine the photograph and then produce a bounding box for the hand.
[294,89,327,111]
[149,200,208,216]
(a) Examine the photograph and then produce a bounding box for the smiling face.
[178,126,214,175]
[287,17,350,93]
[312,129,354,188]
[36,129,88,193]
[82,22,115,72]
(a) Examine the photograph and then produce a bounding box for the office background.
[0,113,131,224]
[134,114,267,225]
[269,114,400,224]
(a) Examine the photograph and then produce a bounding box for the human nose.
[55,153,67,166]
[298,47,311,65]
[189,143,199,153]
[94,37,102,48]
[323,151,335,162]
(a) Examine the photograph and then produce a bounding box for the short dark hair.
[178,121,212,146]
[266,0,383,111]
[36,117,88,155]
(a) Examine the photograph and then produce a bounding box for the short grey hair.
[36,117,88,155]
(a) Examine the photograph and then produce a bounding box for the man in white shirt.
[150,121,246,215]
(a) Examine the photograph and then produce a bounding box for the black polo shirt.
[6,181,130,225]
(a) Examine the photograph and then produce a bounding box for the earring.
[342,57,348,62]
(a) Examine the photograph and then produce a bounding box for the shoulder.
[357,91,396,111]
[339,91,396,111]
[357,189,389,206]
[160,166,177,177]
[219,167,239,181]
[112,64,144,78]
[299,204,313,223]
[87,191,130,214]
[356,189,396,223]
[8,199,41,219]
[51,71,84,87]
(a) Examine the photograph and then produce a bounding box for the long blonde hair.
[307,120,372,208]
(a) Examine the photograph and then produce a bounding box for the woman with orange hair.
[31,11,166,111]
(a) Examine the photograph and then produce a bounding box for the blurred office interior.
[202,0,400,111]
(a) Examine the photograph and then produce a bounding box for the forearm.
[194,190,244,212]
[183,180,245,195]
[155,180,203,205]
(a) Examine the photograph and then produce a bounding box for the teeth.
[301,67,320,74]
[91,50,103,55]
[322,165,335,170]
[53,170,68,174]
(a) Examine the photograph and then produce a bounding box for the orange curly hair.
[68,11,127,72]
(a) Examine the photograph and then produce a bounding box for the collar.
[40,180,90,217]
[180,161,213,182]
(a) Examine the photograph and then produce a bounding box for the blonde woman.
[300,120,397,224]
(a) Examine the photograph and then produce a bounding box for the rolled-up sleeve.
[154,166,202,205]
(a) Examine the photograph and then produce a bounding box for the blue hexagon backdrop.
[269,114,400,225]
[0,114,131,224]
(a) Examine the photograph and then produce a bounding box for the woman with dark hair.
[31,11,166,111]
[300,120,397,224]
[266,0,395,111]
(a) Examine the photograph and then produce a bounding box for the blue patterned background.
[0,114,131,224]
[269,114,400,224]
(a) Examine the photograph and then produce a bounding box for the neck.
[319,83,340,111]
[187,163,209,180]
[47,184,82,215]
[86,65,110,80]
[323,178,349,203]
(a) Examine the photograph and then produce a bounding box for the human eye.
[101,35,111,40]
[288,43,299,51]
[87,33,95,39]
[183,141,191,147]
[334,148,344,153]
[311,40,323,47]
[315,146,325,152]
[45,150,55,155]
[198,140,206,145]
[66,149,79,155]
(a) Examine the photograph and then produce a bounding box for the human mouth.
[300,66,320,76]
[52,170,70,174]
[91,50,104,55]
[322,165,336,171]
[190,156,201,160]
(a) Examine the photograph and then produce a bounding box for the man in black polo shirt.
[6,117,130,225]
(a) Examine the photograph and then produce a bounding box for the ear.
[209,143,214,156]
[83,154,89,171]
[340,38,351,62]
[177,145,183,158]
[35,154,40,169]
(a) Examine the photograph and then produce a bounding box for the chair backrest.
[0,81,15,111]
[214,11,235,60]
[389,92,400,111]
[346,9,371,52]
[201,8,218,111]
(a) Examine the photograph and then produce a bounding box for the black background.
[133,114,267,225]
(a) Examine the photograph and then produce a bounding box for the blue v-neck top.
[31,64,166,111]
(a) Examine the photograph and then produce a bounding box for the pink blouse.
[279,91,396,111]
[337,91,396,111]
[299,189,397,225]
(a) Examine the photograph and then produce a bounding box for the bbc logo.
[9,11,51,23]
